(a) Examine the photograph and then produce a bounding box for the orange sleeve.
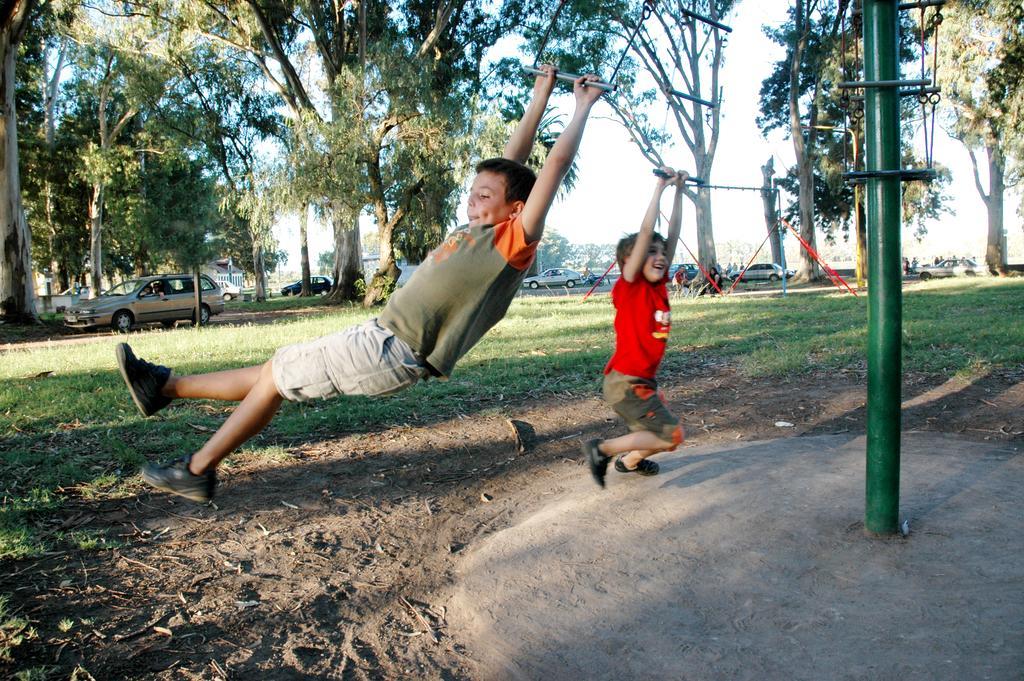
[492,216,538,271]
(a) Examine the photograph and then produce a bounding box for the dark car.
[280,276,332,296]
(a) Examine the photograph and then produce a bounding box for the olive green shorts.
[602,370,682,445]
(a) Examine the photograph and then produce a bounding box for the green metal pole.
[864,0,902,535]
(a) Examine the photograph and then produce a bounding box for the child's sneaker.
[614,456,660,476]
[582,439,610,488]
[141,455,217,503]
[116,343,172,417]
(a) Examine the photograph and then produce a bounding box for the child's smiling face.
[466,170,524,228]
[642,241,668,282]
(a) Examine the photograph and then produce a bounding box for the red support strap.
[582,260,618,301]
[677,238,723,295]
[779,218,858,296]
[728,227,776,294]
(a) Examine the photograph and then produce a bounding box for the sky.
[274,3,1022,273]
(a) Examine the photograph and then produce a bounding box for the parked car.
[918,258,977,280]
[668,263,699,281]
[63,274,225,333]
[280,276,332,296]
[729,262,789,282]
[218,279,242,301]
[522,268,582,289]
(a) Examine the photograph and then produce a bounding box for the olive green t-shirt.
[378,216,537,378]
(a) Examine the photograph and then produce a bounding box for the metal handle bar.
[652,169,704,184]
[522,65,615,92]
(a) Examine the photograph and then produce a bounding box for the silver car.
[63,274,225,332]
[918,258,977,280]
[729,262,788,282]
[522,268,582,289]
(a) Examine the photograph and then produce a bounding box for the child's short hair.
[475,158,537,203]
[616,232,667,269]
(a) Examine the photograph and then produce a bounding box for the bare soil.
[2,356,1022,679]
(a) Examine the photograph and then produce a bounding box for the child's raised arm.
[519,74,605,244]
[622,169,673,282]
[503,65,558,164]
[663,170,688,264]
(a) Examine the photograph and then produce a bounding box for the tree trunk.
[327,202,362,303]
[855,191,867,286]
[694,188,717,270]
[984,144,1007,276]
[0,20,36,321]
[363,217,399,307]
[787,0,819,283]
[299,200,311,296]
[761,158,782,264]
[794,156,819,281]
[88,182,104,297]
[251,238,267,301]
[192,270,203,327]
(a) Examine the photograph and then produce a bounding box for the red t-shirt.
[604,275,671,379]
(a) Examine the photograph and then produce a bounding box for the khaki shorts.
[602,370,682,445]
[272,319,428,402]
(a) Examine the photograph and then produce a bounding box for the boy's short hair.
[616,232,667,269]
[475,158,537,203]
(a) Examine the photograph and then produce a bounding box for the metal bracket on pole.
[521,65,615,92]
[853,0,946,13]
[897,0,946,10]
[850,85,941,99]
[838,78,931,89]
[843,168,936,183]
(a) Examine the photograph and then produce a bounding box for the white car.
[918,258,977,280]
[522,268,582,289]
[219,280,242,300]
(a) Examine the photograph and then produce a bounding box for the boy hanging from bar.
[117,66,607,503]
[583,167,688,487]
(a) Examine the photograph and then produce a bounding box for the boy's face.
[467,170,524,228]
[642,241,668,283]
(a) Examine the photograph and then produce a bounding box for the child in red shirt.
[583,168,687,487]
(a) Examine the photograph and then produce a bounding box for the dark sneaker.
[116,343,172,417]
[582,439,610,488]
[614,456,660,476]
[141,455,217,503]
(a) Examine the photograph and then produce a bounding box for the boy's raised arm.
[519,75,605,244]
[663,170,688,265]
[503,65,558,164]
[622,171,673,282]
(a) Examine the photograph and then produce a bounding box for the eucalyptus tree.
[145,1,529,306]
[608,0,736,272]
[939,0,1022,275]
[524,0,736,271]
[759,0,948,281]
[0,0,37,320]
[151,33,283,300]
[535,1,729,267]
[67,5,172,296]
[16,2,70,287]
[758,0,846,282]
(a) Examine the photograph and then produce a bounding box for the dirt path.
[450,433,1023,680]
[1,364,1021,679]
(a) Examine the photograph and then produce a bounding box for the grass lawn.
[1,277,1022,558]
